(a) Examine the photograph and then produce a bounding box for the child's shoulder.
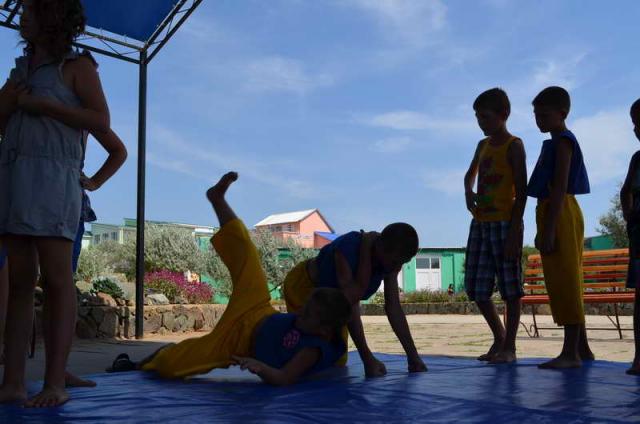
[64,51,98,71]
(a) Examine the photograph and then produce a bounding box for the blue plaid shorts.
[464,220,524,301]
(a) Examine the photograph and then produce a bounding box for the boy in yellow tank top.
[463,88,527,364]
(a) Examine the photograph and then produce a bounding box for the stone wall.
[33,301,632,339]
[35,304,289,339]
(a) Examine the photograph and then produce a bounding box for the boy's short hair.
[631,99,640,116]
[532,86,571,112]
[309,288,352,328]
[473,88,511,117]
[381,223,419,262]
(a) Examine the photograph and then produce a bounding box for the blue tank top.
[0,247,6,269]
[315,231,386,300]
[630,151,640,213]
[253,313,345,374]
[527,130,590,199]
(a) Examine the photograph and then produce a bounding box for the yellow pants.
[536,195,585,326]
[143,219,277,378]
[283,261,349,365]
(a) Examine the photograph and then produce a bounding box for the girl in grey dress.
[0,0,112,407]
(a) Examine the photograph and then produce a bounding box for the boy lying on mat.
[108,172,359,386]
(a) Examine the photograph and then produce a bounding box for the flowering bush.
[145,270,214,304]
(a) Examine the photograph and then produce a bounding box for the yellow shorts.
[283,260,349,366]
[143,219,277,378]
[536,195,585,326]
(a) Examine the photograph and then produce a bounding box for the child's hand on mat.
[465,191,477,214]
[408,357,427,373]
[364,356,387,378]
[232,356,265,374]
[80,174,101,191]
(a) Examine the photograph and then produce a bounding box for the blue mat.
[2,353,639,423]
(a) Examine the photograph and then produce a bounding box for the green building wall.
[584,234,615,250]
[400,248,466,293]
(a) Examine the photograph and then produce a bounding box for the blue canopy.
[82,0,180,42]
[315,231,340,242]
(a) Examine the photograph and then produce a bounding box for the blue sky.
[1,0,639,247]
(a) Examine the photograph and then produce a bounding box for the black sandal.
[106,353,137,373]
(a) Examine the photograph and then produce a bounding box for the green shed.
[400,247,466,293]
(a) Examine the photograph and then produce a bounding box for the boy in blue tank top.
[110,172,353,386]
[620,98,640,375]
[282,223,426,377]
[528,86,593,369]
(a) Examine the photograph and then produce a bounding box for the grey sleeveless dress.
[0,52,86,241]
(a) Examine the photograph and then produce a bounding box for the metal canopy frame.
[0,0,203,338]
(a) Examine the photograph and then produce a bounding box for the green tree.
[597,185,628,248]
[201,229,318,299]
[202,242,232,298]
[76,245,111,282]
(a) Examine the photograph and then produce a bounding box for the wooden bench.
[521,248,635,339]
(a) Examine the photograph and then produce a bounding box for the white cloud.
[572,109,637,184]
[149,125,318,199]
[146,153,205,180]
[345,0,447,48]
[371,137,413,153]
[530,54,587,91]
[361,110,476,133]
[244,56,334,95]
[421,169,466,195]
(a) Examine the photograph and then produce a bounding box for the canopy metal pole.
[135,50,148,338]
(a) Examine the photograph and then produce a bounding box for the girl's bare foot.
[489,350,517,364]
[0,384,27,404]
[206,172,238,204]
[626,359,640,375]
[477,340,502,361]
[538,355,582,369]
[579,349,595,361]
[65,372,96,388]
[24,385,69,408]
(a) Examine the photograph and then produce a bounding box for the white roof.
[255,209,317,227]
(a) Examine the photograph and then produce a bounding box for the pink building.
[254,209,335,248]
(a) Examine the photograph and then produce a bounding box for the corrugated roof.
[255,209,317,227]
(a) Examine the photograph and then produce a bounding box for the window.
[102,234,109,242]
[285,224,293,232]
[111,232,118,241]
[94,235,100,244]
[431,257,440,269]
[416,258,430,269]
[416,256,441,269]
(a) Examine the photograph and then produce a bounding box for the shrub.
[90,277,124,299]
[370,292,385,304]
[404,289,451,303]
[371,289,471,304]
[145,270,214,304]
[76,246,110,283]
